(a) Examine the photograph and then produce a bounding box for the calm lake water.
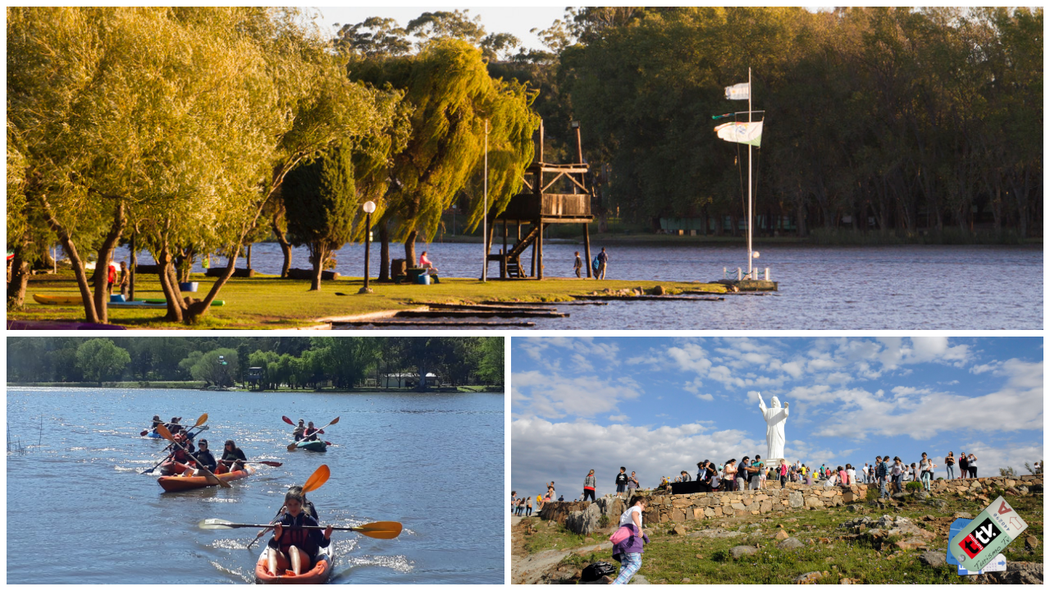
[115,241,1042,329]
[6,387,504,584]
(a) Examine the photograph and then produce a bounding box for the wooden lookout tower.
[485,120,594,280]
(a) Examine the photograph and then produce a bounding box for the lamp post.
[482,119,489,282]
[358,200,376,294]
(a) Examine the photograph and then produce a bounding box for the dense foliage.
[7,337,504,390]
[546,7,1042,238]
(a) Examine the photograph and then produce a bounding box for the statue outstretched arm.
[757,393,767,413]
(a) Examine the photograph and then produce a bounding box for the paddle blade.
[282,416,295,426]
[140,430,148,436]
[303,464,331,493]
[199,518,237,530]
[353,521,403,540]
[287,443,298,452]
[194,413,208,428]
[256,461,282,467]
[328,417,340,426]
[156,423,173,441]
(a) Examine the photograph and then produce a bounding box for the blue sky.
[511,337,1043,499]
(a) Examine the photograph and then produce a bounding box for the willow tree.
[8,7,175,323]
[347,38,539,269]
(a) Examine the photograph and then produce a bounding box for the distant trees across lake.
[7,337,504,391]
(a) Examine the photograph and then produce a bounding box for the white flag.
[725,82,750,100]
[715,121,763,147]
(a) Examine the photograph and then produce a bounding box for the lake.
[6,387,504,584]
[115,241,1041,329]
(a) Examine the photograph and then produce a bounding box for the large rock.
[975,562,1043,585]
[730,545,757,559]
[565,502,602,536]
[788,491,804,508]
[777,537,805,551]
[918,551,946,568]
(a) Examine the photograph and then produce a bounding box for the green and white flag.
[725,82,750,100]
[714,121,763,147]
[948,496,1028,572]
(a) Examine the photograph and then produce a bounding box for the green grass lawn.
[11,270,728,329]
[517,491,1042,584]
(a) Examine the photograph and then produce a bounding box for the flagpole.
[747,67,753,278]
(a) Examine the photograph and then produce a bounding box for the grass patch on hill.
[516,491,1042,584]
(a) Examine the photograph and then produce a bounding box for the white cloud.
[511,418,763,496]
[814,359,1042,440]
[512,372,643,419]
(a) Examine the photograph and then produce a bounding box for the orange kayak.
[157,466,253,492]
[255,544,333,584]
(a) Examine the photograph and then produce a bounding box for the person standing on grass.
[959,452,969,479]
[968,454,978,478]
[944,452,955,480]
[610,496,649,585]
[525,496,533,517]
[723,459,737,491]
[736,456,751,491]
[595,248,609,280]
[779,459,789,488]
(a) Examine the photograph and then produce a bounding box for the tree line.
[6,336,504,391]
[505,7,1042,240]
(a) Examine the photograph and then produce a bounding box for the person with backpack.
[610,496,649,585]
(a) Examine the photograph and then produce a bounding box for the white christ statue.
[757,393,789,461]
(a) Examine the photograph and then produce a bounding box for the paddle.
[220,460,282,467]
[201,519,403,540]
[156,422,230,488]
[286,417,339,451]
[143,417,208,436]
[247,464,331,549]
[141,414,208,474]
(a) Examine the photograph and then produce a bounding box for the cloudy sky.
[511,337,1042,499]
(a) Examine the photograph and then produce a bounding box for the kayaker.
[267,489,332,577]
[167,417,184,436]
[163,433,197,476]
[286,485,319,521]
[216,439,248,474]
[149,415,163,434]
[302,422,320,442]
[192,439,218,475]
[292,419,306,442]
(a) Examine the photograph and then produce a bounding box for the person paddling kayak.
[267,489,332,576]
[149,415,164,435]
[161,433,196,476]
[192,439,218,475]
[292,419,306,442]
[216,439,248,474]
[302,422,321,442]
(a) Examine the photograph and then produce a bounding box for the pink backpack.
[609,525,632,544]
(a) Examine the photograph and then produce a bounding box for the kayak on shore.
[157,465,254,492]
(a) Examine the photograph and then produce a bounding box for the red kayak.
[255,544,333,584]
[157,466,254,492]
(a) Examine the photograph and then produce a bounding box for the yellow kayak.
[33,294,82,305]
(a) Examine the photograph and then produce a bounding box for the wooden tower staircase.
[485,121,595,280]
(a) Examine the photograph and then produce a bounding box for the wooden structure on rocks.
[486,121,594,280]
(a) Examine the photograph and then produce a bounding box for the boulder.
[774,530,789,540]
[788,491,804,508]
[777,537,805,551]
[793,571,823,584]
[730,545,757,559]
[918,551,946,568]
[565,502,602,536]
